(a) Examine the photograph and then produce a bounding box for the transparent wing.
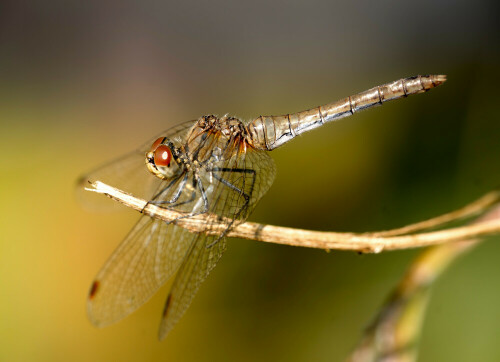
[86,118,277,336]
[87,216,198,326]
[84,121,199,323]
[156,134,276,339]
[76,120,196,212]
[158,234,226,339]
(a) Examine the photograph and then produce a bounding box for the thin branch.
[346,204,500,362]
[363,191,500,237]
[86,181,500,253]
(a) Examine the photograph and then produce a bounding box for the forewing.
[88,216,198,326]
[85,121,202,325]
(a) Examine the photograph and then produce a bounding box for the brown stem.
[346,204,500,362]
[86,181,500,253]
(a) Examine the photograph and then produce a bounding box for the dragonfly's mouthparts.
[145,152,161,178]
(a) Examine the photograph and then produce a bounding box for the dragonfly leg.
[205,168,256,248]
[210,167,256,202]
[140,174,185,213]
[151,173,188,204]
[142,173,197,213]
[211,174,250,203]
[167,175,210,224]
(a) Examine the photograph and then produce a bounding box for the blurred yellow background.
[1,1,499,361]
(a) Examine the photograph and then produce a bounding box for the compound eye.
[154,144,172,167]
[151,137,165,151]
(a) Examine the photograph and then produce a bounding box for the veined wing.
[156,132,276,339]
[87,118,276,336]
[86,144,218,325]
[88,217,199,326]
[158,234,225,339]
[85,120,200,324]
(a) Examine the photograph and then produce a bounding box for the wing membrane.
[156,136,276,338]
[158,234,226,339]
[85,118,277,337]
[88,217,198,326]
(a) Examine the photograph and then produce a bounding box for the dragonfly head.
[146,137,182,179]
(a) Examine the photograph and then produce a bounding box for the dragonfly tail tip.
[432,74,447,86]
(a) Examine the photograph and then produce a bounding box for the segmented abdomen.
[246,74,446,151]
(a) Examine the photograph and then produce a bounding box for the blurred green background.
[1,1,499,361]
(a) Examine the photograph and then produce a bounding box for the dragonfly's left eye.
[154,145,172,167]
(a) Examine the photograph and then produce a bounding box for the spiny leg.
[167,175,209,224]
[205,168,256,248]
[142,172,190,212]
[152,172,188,203]
[211,167,256,205]
[150,172,196,209]
[140,176,182,213]
[144,173,197,213]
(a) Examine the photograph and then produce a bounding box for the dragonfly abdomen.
[246,75,446,151]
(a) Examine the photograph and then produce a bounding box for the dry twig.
[86,180,500,360]
[86,181,500,253]
[346,203,500,362]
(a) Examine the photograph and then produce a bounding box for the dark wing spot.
[89,280,100,300]
[162,294,173,318]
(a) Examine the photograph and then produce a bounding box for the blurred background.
[1,0,499,361]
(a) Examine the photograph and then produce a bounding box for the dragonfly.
[80,74,446,340]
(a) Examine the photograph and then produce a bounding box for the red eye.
[154,144,172,166]
[151,137,165,151]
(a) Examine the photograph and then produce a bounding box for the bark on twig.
[86,181,500,253]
